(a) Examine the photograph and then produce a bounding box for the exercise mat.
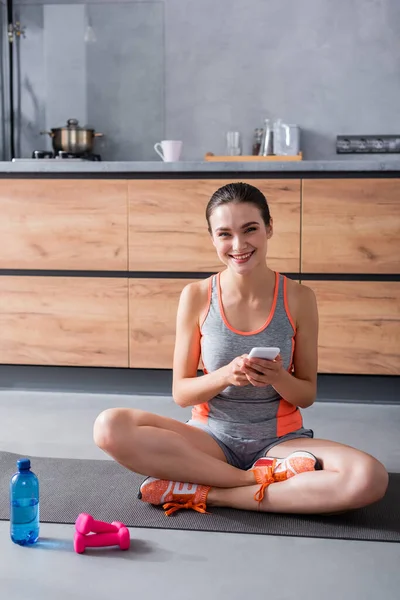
[1,451,399,542]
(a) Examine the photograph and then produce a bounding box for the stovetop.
[12,150,102,161]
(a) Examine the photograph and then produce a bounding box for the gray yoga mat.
[1,451,399,542]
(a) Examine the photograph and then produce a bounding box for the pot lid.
[64,118,86,130]
[55,119,88,131]
[51,118,95,132]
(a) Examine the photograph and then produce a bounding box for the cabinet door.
[307,281,400,374]
[129,278,198,368]
[0,180,128,270]
[302,179,400,273]
[0,276,129,366]
[128,179,300,272]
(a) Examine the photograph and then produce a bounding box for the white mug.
[154,140,183,162]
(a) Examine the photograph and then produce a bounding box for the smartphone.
[248,347,280,360]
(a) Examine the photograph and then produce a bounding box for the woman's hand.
[243,355,284,387]
[223,355,250,387]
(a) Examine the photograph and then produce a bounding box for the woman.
[94,182,388,516]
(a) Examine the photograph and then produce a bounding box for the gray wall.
[4,0,400,160]
[165,0,400,159]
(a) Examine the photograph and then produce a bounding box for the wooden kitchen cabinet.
[0,180,128,270]
[1,174,398,376]
[129,278,199,368]
[302,179,400,274]
[306,280,400,374]
[128,179,301,272]
[0,276,129,367]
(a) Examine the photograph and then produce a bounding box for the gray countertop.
[1,158,400,175]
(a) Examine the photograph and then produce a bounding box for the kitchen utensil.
[273,120,300,156]
[204,152,302,162]
[259,119,273,155]
[252,128,263,155]
[40,119,104,155]
[226,131,241,156]
[154,140,182,162]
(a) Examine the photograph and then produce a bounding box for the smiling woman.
[93,182,389,518]
[206,182,273,272]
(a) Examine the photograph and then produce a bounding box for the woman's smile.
[228,250,255,264]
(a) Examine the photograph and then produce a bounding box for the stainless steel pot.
[40,118,104,155]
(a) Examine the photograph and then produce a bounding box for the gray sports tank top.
[192,272,304,440]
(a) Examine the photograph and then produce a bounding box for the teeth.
[231,252,252,260]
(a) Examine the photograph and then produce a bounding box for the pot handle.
[94,133,104,138]
[40,131,54,138]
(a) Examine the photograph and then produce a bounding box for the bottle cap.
[17,458,31,471]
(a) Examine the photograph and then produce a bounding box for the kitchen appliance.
[34,150,101,160]
[12,150,101,162]
[40,118,104,155]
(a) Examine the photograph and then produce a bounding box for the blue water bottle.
[10,458,40,545]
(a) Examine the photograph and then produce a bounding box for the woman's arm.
[172,281,248,408]
[270,284,318,408]
[244,283,319,409]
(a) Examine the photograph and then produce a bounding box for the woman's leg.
[208,438,389,514]
[93,408,255,488]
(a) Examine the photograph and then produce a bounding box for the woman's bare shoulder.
[285,278,317,326]
[287,278,316,300]
[178,276,213,324]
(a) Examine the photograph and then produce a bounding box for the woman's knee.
[343,455,389,509]
[93,408,139,453]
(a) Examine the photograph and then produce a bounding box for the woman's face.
[209,202,272,273]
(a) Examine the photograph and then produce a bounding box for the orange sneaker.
[250,450,322,502]
[138,477,211,516]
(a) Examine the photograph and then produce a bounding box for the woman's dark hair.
[205,182,271,233]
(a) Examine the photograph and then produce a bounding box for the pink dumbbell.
[111,521,126,530]
[75,513,120,535]
[74,527,130,554]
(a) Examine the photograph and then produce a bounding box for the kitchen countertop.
[1,158,400,175]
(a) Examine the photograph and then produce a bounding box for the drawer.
[0,179,128,270]
[0,276,129,366]
[306,280,400,374]
[302,179,400,274]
